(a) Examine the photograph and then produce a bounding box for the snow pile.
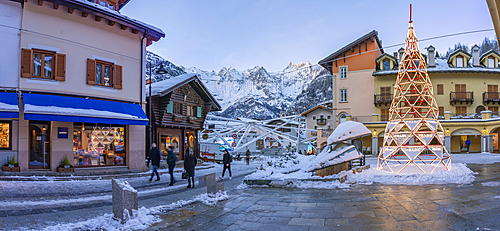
[327,121,371,144]
[347,163,475,185]
[38,192,228,231]
[482,181,500,187]
[245,153,316,180]
[150,191,228,213]
[40,206,159,231]
[306,144,363,172]
[118,180,137,193]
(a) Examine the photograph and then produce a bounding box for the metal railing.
[450,91,474,104]
[316,118,327,125]
[374,94,392,105]
[449,113,481,119]
[483,92,500,103]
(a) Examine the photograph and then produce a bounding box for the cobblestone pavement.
[3,162,500,230]
[146,163,500,231]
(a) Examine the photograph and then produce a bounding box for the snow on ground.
[347,163,475,185]
[482,181,500,187]
[36,191,228,231]
[366,152,500,166]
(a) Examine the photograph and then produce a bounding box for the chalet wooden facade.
[147,74,221,159]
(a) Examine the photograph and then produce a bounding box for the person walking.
[222,149,232,179]
[147,143,161,182]
[166,146,177,186]
[245,148,251,165]
[184,148,197,188]
[466,138,471,153]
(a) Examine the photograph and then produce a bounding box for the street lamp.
[149,62,168,153]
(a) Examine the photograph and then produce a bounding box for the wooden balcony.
[374,94,392,106]
[450,91,474,105]
[483,92,500,104]
[316,118,327,125]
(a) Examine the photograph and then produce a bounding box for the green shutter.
[166,101,173,113]
[196,106,202,117]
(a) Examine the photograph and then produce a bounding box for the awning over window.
[0,92,19,119]
[23,93,148,125]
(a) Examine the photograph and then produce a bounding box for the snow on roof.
[327,121,371,145]
[70,0,164,38]
[306,144,363,172]
[0,102,18,112]
[374,58,500,75]
[147,73,197,97]
[24,104,146,120]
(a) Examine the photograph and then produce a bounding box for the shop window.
[87,59,122,89]
[437,84,443,95]
[160,135,180,155]
[21,48,66,81]
[0,121,11,149]
[73,124,125,167]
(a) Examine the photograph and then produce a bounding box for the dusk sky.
[122,0,495,72]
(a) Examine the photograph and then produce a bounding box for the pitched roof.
[480,49,500,62]
[148,73,221,111]
[301,105,331,116]
[375,53,397,62]
[318,30,383,72]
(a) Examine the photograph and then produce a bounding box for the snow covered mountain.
[146,51,331,119]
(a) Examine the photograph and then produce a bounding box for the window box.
[56,166,74,173]
[2,165,20,172]
[21,48,66,81]
[87,58,122,89]
[188,116,197,123]
[173,114,184,121]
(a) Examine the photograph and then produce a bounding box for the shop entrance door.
[29,121,51,169]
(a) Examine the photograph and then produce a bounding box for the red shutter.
[114,64,122,89]
[87,59,96,84]
[54,53,66,81]
[21,48,33,77]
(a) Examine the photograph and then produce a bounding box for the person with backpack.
[166,146,178,186]
[147,143,161,182]
[222,149,232,179]
[245,148,251,165]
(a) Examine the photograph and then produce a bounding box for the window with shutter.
[166,101,174,113]
[21,48,64,80]
[86,58,122,89]
[196,106,202,117]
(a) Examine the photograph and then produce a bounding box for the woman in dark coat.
[184,148,197,188]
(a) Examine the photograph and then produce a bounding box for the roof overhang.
[487,0,500,44]
[40,0,165,42]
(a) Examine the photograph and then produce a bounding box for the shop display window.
[73,123,125,167]
[160,135,180,155]
[0,121,11,149]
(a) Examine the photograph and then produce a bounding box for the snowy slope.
[146,51,330,119]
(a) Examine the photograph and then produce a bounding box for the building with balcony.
[367,44,500,154]
[0,0,164,172]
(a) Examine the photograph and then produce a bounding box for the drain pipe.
[141,30,149,159]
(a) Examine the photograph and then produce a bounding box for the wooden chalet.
[147,74,221,159]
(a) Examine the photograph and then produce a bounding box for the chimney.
[393,52,398,62]
[472,44,480,67]
[427,45,435,67]
[398,47,404,61]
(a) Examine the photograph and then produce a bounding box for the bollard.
[112,179,138,220]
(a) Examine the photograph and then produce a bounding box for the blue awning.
[0,92,19,119]
[23,93,148,125]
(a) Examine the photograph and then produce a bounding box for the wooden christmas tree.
[377,5,451,173]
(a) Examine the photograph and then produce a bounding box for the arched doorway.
[450,128,481,153]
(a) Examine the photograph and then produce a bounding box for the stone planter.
[57,166,74,173]
[2,166,20,172]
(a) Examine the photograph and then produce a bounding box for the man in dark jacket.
[167,146,178,186]
[222,149,232,179]
[147,143,161,182]
[245,148,251,165]
[184,148,197,188]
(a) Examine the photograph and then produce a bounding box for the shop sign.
[58,127,69,139]
[452,129,481,136]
